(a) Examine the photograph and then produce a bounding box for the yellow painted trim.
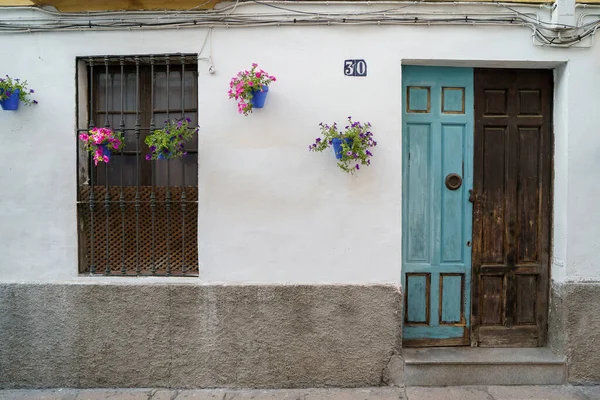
[0,0,35,6]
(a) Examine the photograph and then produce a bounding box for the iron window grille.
[76,54,199,276]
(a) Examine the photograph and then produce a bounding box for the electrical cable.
[0,0,598,46]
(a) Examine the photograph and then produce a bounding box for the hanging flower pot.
[157,152,171,160]
[79,127,125,166]
[228,63,276,116]
[98,142,113,163]
[250,85,269,109]
[332,137,354,160]
[145,117,199,161]
[0,76,38,111]
[309,117,377,174]
[0,89,20,111]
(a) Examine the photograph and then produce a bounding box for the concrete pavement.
[1,386,600,400]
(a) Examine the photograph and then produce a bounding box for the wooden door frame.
[470,68,554,347]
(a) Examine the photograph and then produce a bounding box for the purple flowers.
[0,75,37,106]
[145,117,198,161]
[309,116,376,174]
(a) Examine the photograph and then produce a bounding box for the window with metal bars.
[76,54,199,276]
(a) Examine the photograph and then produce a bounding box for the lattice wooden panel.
[78,186,198,276]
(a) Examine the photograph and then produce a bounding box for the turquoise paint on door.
[402,66,474,346]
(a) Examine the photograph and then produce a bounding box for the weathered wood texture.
[472,68,553,347]
[402,66,474,347]
[78,186,199,276]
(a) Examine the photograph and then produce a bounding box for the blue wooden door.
[402,66,474,346]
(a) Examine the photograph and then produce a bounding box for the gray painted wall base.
[3,281,598,389]
[0,283,402,389]
[548,281,600,385]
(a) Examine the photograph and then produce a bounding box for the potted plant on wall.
[0,75,38,111]
[79,127,125,166]
[145,117,198,160]
[309,116,377,174]
[228,63,276,116]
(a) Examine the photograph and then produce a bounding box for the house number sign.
[344,59,367,77]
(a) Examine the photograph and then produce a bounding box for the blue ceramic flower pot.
[99,143,111,162]
[250,85,269,108]
[157,150,173,160]
[0,89,20,111]
[332,138,353,160]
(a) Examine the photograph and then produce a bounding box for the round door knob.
[445,173,462,190]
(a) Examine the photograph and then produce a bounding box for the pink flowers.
[80,127,125,166]
[228,63,276,116]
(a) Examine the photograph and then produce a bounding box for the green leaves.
[309,117,376,174]
[145,118,198,160]
[228,64,276,116]
[0,76,37,105]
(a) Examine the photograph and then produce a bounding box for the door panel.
[472,69,553,347]
[402,66,474,347]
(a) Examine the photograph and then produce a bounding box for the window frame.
[75,54,200,277]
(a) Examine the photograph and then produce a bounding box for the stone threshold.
[404,347,566,386]
[404,347,566,365]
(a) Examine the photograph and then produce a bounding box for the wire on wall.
[0,0,598,47]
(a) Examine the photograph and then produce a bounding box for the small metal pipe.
[150,55,157,276]
[88,57,96,274]
[104,56,111,276]
[165,54,172,276]
[134,55,141,276]
[166,54,170,122]
[104,165,111,275]
[104,56,110,129]
[577,12,600,27]
[180,55,187,275]
[119,56,126,275]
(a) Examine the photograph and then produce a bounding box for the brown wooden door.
[472,69,553,347]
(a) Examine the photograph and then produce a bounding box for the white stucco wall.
[0,4,598,283]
